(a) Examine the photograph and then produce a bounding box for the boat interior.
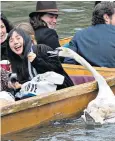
[70,75,95,85]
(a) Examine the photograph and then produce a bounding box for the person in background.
[64,1,115,68]
[0,67,15,105]
[0,13,14,105]
[0,13,13,102]
[16,22,65,64]
[94,1,101,6]
[29,1,60,50]
[7,28,74,92]
[0,12,13,60]
[16,22,37,45]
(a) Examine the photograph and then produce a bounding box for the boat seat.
[70,75,95,85]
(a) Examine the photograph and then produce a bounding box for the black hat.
[29,1,59,17]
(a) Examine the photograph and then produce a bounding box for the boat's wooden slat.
[62,64,115,76]
[59,36,72,46]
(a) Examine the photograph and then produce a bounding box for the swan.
[48,47,115,124]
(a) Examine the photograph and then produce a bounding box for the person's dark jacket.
[30,44,74,90]
[1,40,8,60]
[1,12,13,60]
[64,24,115,68]
[35,27,60,50]
[7,28,74,90]
[94,1,101,6]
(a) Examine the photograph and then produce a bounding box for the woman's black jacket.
[29,44,74,90]
[11,44,74,90]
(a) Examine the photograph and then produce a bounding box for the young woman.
[0,12,13,60]
[16,22,37,45]
[7,28,74,91]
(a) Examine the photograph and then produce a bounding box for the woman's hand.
[27,52,36,62]
[8,82,22,89]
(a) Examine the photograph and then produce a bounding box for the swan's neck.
[72,52,114,97]
[73,53,108,86]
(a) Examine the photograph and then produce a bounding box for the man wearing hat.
[29,1,60,50]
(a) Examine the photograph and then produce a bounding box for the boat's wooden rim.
[62,64,115,72]
[1,76,115,117]
[59,36,72,46]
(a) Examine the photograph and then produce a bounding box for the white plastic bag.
[0,91,15,102]
[33,71,64,84]
[16,71,64,98]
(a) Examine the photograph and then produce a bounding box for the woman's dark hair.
[1,12,14,33]
[92,2,115,25]
[29,13,48,30]
[7,28,32,83]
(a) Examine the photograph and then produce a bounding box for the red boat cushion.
[70,75,95,85]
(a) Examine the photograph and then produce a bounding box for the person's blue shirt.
[64,24,115,68]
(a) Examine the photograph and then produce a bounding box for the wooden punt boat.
[1,37,115,136]
[1,74,115,136]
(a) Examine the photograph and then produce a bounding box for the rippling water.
[1,1,115,141]
[2,118,115,141]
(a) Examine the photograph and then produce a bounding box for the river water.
[1,1,115,141]
[2,117,115,141]
[1,1,94,38]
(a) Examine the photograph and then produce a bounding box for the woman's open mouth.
[14,45,22,51]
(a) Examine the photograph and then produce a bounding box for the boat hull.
[1,76,115,135]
